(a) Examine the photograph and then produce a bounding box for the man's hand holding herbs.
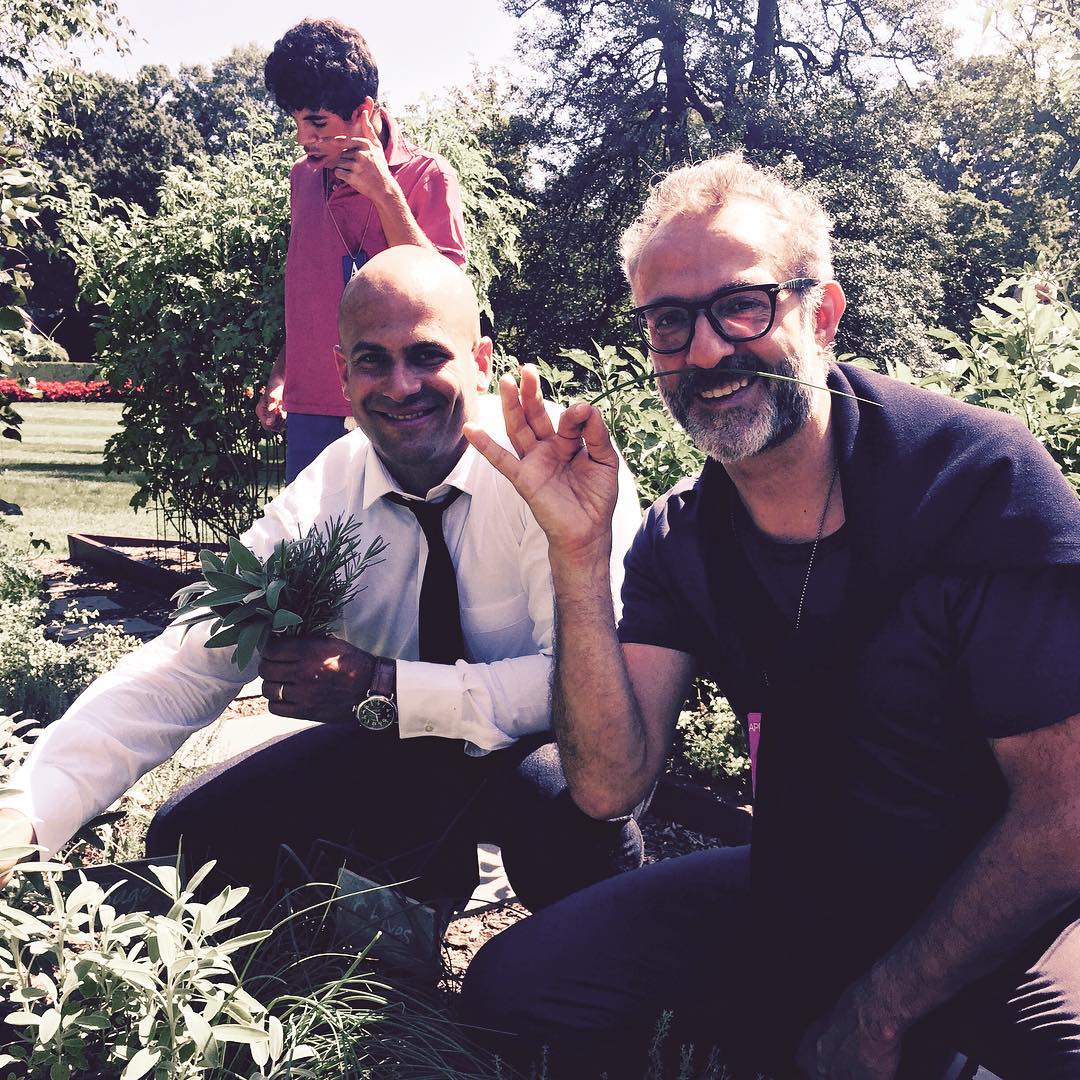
[258,637,388,725]
[169,514,386,676]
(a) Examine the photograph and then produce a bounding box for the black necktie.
[387,490,466,664]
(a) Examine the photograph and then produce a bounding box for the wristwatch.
[352,657,398,732]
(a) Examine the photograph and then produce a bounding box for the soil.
[38,549,177,628]
[38,543,743,977]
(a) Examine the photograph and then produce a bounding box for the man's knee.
[495,740,643,910]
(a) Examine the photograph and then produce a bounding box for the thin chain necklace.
[323,170,375,265]
[793,462,840,633]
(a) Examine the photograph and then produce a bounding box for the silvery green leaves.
[169,515,387,670]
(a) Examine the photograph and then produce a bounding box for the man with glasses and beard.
[460,153,1080,1078]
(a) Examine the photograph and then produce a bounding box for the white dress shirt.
[6,394,642,857]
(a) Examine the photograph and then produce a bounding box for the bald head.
[338,245,481,348]
[333,245,494,496]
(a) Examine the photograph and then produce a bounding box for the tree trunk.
[746,0,779,150]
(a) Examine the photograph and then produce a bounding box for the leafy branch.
[169,515,388,669]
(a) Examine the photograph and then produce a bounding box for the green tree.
[26,66,206,358]
[915,53,1078,331]
[401,83,531,323]
[0,0,128,436]
[169,44,287,153]
[492,0,956,372]
[38,67,204,213]
[27,50,279,362]
[0,0,124,138]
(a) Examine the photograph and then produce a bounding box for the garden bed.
[67,533,225,594]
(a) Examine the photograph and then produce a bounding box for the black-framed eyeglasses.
[631,278,819,355]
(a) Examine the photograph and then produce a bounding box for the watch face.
[354,694,397,732]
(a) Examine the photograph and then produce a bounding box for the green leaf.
[199,549,225,574]
[218,601,265,629]
[210,1023,269,1046]
[204,570,249,590]
[121,1047,160,1079]
[38,1008,60,1044]
[265,579,285,610]
[196,588,252,608]
[228,536,263,574]
[205,625,242,650]
[215,929,273,954]
[271,609,303,631]
[73,1014,111,1030]
[232,620,263,670]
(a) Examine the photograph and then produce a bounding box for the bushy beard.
[658,350,815,464]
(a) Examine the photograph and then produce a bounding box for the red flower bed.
[0,378,127,402]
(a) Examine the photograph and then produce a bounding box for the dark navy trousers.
[462,846,1080,1079]
[146,723,642,913]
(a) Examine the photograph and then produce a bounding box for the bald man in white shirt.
[0,248,644,914]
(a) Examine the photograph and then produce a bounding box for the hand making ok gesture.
[464,364,621,564]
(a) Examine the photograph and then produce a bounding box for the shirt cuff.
[395,659,514,750]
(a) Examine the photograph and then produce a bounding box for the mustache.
[660,357,777,399]
[367,391,443,412]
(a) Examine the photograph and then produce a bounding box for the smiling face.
[336,249,492,495]
[630,198,842,465]
[291,100,371,169]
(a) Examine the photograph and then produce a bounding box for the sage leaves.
[169,515,387,669]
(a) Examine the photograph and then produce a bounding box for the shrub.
[0,864,505,1079]
[0,378,124,402]
[0,549,41,607]
[0,545,139,725]
[674,694,751,794]
[57,110,292,546]
[887,273,1080,492]
[0,863,285,1078]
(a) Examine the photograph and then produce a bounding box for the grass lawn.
[0,401,175,554]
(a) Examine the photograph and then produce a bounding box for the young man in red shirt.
[257,18,467,482]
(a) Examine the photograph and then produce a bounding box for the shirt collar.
[360,440,483,509]
[379,108,411,169]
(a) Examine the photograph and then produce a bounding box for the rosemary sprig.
[589,366,882,408]
[169,514,387,669]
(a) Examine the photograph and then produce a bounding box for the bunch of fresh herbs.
[169,515,387,669]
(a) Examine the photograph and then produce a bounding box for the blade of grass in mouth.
[588,367,882,408]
